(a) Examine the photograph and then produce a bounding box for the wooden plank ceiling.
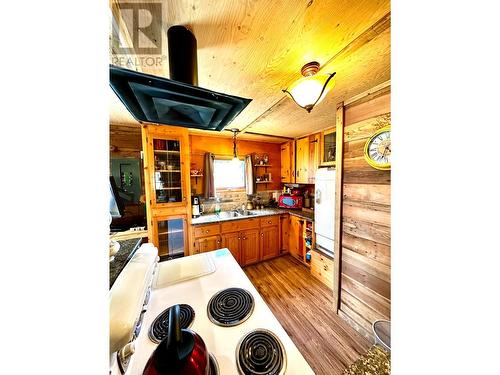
[109,0,391,139]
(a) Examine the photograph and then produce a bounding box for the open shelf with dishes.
[252,153,273,188]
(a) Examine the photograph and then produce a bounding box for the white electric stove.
[109,245,314,375]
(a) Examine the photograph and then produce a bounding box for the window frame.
[213,156,246,192]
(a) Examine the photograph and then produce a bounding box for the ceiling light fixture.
[231,128,240,163]
[282,61,336,113]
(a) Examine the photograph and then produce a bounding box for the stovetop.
[119,249,313,375]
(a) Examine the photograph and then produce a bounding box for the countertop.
[343,345,390,375]
[191,207,314,225]
[109,238,143,289]
[127,249,314,375]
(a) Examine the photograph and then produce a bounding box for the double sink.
[215,210,257,219]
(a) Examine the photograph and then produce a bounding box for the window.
[214,158,246,190]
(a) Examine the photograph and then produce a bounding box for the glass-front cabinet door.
[321,128,336,166]
[152,138,184,205]
[154,216,186,258]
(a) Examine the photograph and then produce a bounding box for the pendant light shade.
[283,62,336,113]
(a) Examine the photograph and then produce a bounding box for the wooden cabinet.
[241,229,260,266]
[192,216,283,266]
[308,133,320,183]
[222,231,241,263]
[280,140,295,183]
[194,235,222,254]
[280,215,289,253]
[152,215,188,258]
[194,223,220,238]
[260,216,279,227]
[261,225,279,260]
[142,125,190,209]
[295,137,310,183]
[289,215,304,261]
[221,217,259,233]
[319,128,336,167]
[310,250,334,289]
[142,125,191,258]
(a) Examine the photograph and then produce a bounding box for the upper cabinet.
[308,134,320,183]
[142,125,190,209]
[280,140,295,183]
[320,128,336,167]
[295,137,310,184]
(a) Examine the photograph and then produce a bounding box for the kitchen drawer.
[221,218,260,233]
[310,250,334,289]
[260,216,279,227]
[194,223,220,238]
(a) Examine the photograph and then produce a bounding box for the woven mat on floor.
[343,345,390,375]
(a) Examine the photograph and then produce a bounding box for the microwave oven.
[278,194,303,209]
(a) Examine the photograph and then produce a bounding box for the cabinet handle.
[217,241,220,244]
[206,230,209,233]
[268,221,271,224]
[323,265,328,271]
[261,233,264,237]
[296,170,299,177]
[238,237,241,240]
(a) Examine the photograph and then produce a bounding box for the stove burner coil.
[236,329,286,375]
[148,304,195,344]
[209,353,220,375]
[207,287,255,326]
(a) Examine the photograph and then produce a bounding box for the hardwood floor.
[244,255,371,375]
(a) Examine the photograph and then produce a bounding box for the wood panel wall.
[189,135,281,194]
[338,91,391,341]
[110,124,142,158]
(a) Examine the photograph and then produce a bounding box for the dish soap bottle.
[214,197,221,215]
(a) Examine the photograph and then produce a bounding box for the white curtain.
[245,155,255,195]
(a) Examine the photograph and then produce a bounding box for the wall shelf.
[254,164,272,167]
[256,181,273,184]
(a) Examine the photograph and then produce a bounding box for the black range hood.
[110,26,251,131]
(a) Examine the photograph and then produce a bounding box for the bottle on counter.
[214,197,221,215]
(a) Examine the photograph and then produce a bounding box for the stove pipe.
[167,25,198,86]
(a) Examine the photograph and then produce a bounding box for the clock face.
[364,126,391,170]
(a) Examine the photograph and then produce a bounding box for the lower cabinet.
[279,215,289,253]
[192,217,281,266]
[261,225,279,260]
[193,235,222,254]
[289,215,304,261]
[310,250,334,289]
[241,229,260,266]
[221,231,241,263]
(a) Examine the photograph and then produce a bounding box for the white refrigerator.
[314,168,336,255]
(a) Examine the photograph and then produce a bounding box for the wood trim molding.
[344,80,391,107]
[333,103,345,311]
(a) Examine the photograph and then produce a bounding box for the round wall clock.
[364,125,391,170]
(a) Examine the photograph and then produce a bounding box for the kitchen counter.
[109,238,143,289]
[126,249,314,374]
[191,207,314,225]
